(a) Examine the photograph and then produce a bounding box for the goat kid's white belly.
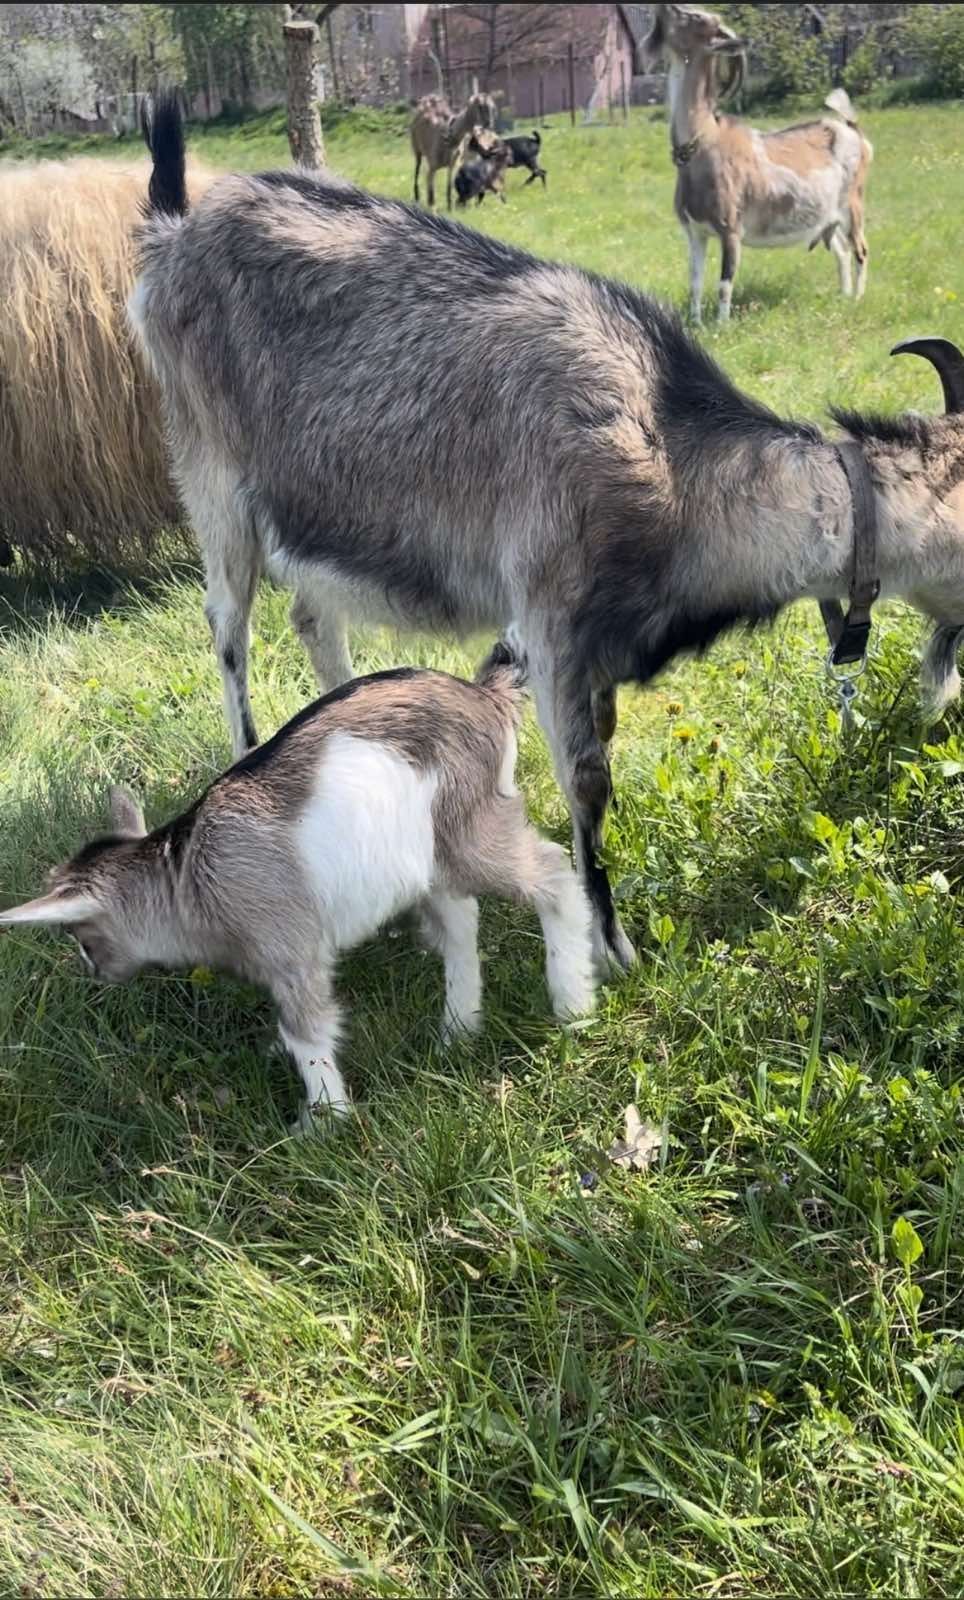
[296,732,438,950]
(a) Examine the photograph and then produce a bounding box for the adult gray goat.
[130,94,964,975]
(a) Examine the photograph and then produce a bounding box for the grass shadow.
[0,560,202,641]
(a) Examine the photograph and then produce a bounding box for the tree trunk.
[283,18,325,166]
[485,4,499,88]
[326,13,340,100]
[440,5,451,100]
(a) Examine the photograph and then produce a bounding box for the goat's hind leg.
[718,227,741,322]
[198,499,262,757]
[290,583,354,691]
[849,207,869,300]
[420,891,482,1039]
[829,226,854,297]
[462,799,595,1020]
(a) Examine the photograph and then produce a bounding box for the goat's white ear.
[0,890,101,926]
[109,785,146,838]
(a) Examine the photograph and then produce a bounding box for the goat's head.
[833,337,964,713]
[0,786,155,983]
[467,125,501,157]
[465,90,497,130]
[644,4,747,100]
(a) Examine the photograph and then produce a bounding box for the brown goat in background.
[410,87,498,210]
[0,156,214,568]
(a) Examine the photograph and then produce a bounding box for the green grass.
[2,102,964,1597]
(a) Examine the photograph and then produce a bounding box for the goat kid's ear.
[0,889,101,926]
[109,784,147,837]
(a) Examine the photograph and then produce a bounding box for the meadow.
[2,100,964,1597]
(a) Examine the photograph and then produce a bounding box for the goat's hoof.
[440,1011,482,1046]
[289,1099,351,1138]
[592,920,637,977]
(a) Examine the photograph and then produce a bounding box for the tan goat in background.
[645,3,872,322]
[410,85,498,210]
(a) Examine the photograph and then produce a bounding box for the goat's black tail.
[141,90,188,219]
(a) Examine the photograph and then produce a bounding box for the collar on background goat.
[818,440,880,669]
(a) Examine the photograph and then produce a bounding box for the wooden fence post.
[568,41,575,126]
[538,73,545,126]
[620,56,628,121]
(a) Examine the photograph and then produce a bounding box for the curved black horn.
[891,337,964,414]
[718,48,746,103]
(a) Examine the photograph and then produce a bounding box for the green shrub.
[904,3,964,98]
[842,33,883,100]
[719,4,828,102]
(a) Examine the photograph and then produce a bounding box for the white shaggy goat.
[411,86,498,210]
[0,155,215,565]
[645,3,872,322]
[129,96,964,980]
[0,651,595,1131]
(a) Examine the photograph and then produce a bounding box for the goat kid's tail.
[824,86,859,128]
[142,90,188,218]
[475,637,529,716]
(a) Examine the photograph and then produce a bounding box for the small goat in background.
[504,130,547,189]
[454,129,511,207]
[645,2,872,322]
[0,651,595,1132]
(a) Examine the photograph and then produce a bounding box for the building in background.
[406,4,650,121]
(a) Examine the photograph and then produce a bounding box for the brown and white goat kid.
[0,653,595,1131]
[129,95,964,979]
[411,86,498,211]
[645,3,872,322]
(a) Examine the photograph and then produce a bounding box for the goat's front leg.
[274,967,350,1134]
[686,225,708,323]
[718,227,741,322]
[529,650,636,974]
[204,543,261,758]
[413,153,422,204]
[921,623,964,720]
[445,161,455,211]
